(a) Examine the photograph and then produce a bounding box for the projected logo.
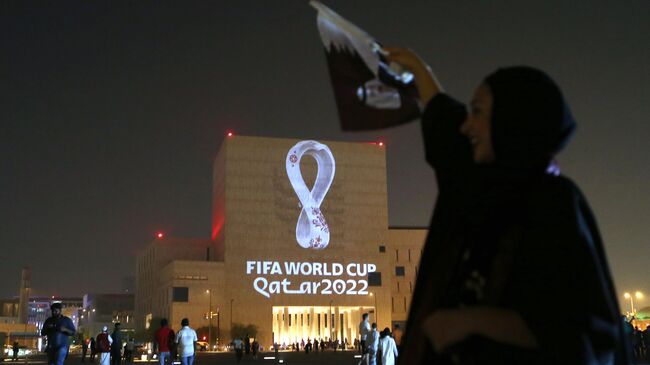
[286,140,335,249]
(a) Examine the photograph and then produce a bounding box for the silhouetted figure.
[378,328,398,365]
[110,323,122,365]
[232,338,243,363]
[12,341,19,361]
[41,302,76,365]
[381,48,630,365]
[81,339,88,362]
[174,318,197,365]
[96,326,112,365]
[89,337,97,362]
[252,338,259,359]
[155,319,174,365]
[124,339,134,363]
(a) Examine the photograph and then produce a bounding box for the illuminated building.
[135,136,426,348]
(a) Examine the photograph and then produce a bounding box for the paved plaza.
[3,351,368,365]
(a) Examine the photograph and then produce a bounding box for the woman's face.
[460,83,496,163]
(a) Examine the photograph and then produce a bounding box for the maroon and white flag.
[311,1,421,131]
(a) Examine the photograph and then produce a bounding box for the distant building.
[135,136,427,348]
[28,297,83,332]
[78,294,134,339]
[0,297,80,350]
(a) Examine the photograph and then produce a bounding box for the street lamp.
[216,307,220,349]
[624,291,644,315]
[230,299,234,333]
[329,300,333,341]
[206,290,212,350]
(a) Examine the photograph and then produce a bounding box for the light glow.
[156,232,164,239]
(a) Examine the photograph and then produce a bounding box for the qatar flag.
[311,1,421,131]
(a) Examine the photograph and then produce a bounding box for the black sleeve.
[420,93,473,189]
[507,180,621,364]
[41,318,51,336]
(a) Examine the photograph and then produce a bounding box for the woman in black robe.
[385,48,630,365]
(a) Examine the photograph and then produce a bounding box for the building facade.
[135,136,426,348]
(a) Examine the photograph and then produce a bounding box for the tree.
[230,323,258,341]
[134,316,164,343]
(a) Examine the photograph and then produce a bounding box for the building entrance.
[271,305,375,346]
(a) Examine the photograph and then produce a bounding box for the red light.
[202,336,206,341]
[378,142,384,146]
[156,232,164,239]
[227,132,233,137]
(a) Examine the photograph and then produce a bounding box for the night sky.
[1,1,648,310]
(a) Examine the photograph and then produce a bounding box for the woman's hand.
[421,309,471,352]
[383,47,442,105]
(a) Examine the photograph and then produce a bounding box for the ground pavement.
[5,351,650,365]
[3,350,367,365]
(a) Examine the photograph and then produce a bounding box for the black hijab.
[484,66,576,171]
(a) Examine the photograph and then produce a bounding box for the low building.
[78,294,134,339]
[135,136,427,348]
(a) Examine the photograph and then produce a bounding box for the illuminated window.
[395,266,405,276]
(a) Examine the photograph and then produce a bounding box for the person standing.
[357,313,371,364]
[12,341,19,361]
[124,339,134,363]
[41,302,76,365]
[391,324,403,349]
[244,334,251,355]
[90,337,97,362]
[96,326,113,365]
[232,338,244,363]
[155,319,174,365]
[174,319,197,365]
[378,328,398,365]
[252,338,259,359]
[81,339,88,362]
[366,323,379,365]
[110,323,122,365]
[383,48,630,364]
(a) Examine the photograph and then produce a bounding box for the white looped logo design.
[286,140,336,250]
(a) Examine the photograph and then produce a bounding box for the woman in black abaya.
[385,48,630,365]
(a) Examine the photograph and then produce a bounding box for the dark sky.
[1,1,648,310]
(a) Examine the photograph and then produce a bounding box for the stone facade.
[135,136,427,348]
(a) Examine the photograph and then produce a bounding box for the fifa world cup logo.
[286,140,335,249]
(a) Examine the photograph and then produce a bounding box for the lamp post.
[230,299,234,333]
[329,300,333,341]
[206,290,212,350]
[624,291,644,315]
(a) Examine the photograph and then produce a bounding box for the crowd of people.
[625,317,650,362]
[357,313,400,365]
